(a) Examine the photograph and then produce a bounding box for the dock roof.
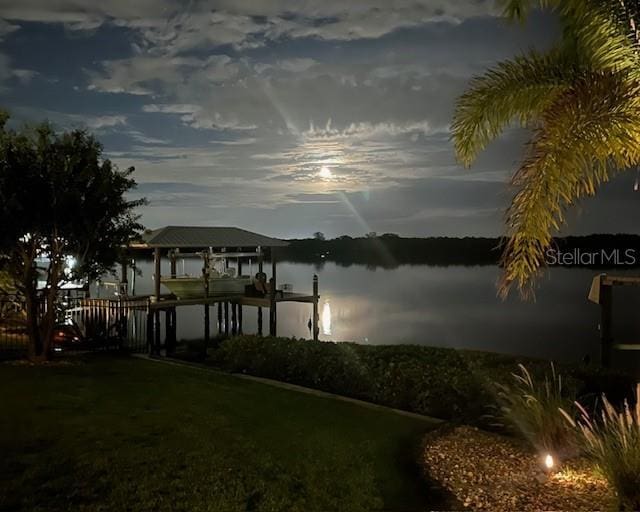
[133,226,289,249]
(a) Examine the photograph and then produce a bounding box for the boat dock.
[120,226,320,355]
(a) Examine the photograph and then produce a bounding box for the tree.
[452,0,640,298]
[0,113,145,360]
[313,231,326,241]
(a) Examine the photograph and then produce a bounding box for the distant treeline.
[275,234,640,268]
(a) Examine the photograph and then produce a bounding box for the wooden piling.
[269,278,276,336]
[269,250,277,336]
[203,253,210,348]
[599,278,613,367]
[170,251,177,278]
[167,307,177,354]
[154,248,161,301]
[224,301,229,337]
[204,305,210,347]
[154,310,161,354]
[312,274,319,342]
[258,251,264,336]
[231,302,237,335]
[146,308,154,354]
[165,308,177,355]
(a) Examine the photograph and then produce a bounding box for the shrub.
[495,363,577,456]
[211,336,636,425]
[213,336,373,399]
[213,336,501,422]
[562,384,640,511]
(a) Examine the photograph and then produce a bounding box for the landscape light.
[544,453,554,470]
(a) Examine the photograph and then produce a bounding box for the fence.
[0,294,28,354]
[0,294,150,356]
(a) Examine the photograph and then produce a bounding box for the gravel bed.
[422,426,615,511]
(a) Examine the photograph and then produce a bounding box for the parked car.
[52,322,85,351]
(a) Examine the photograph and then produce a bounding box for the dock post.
[204,303,210,348]
[154,248,161,301]
[166,307,176,355]
[224,301,229,337]
[269,249,277,336]
[599,278,613,367]
[165,309,171,354]
[203,254,210,351]
[146,308,154,354]
[170,251,177,278]
[152,247,161,354]
[269,278,277,336]
[231,302,237,335]
[154,310,161,355]
[312,274,319,341]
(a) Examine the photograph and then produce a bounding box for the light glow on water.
[322,300,332,335]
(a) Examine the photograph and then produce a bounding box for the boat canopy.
[130,226,289,250]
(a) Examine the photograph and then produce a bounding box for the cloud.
[209,137,257,146]
[256,58,318,74]
[127,130,169,145]
[0,19,19,39]
[3,3,587,238]
[0,19,21,88]
[0,0,175,26]
[83,114,127,129]
[11,69,39,83]
[142,103,200,114]
[88,56,215,95]
[142,102,257,131]
[303,119,436,140]
[0,1,496,47]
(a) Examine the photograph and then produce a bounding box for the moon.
[318,166,333,179]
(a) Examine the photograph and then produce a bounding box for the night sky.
[0,1,638,238]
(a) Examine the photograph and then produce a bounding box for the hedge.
[208,336,637,424]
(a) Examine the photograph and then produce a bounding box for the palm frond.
[452,49,576,167]
[566,1,640,76]
[496,0,559,22]
[499,72,640,298]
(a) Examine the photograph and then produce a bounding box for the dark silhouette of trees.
[0,112,145,360]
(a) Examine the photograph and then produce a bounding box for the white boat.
[161,274,251,299]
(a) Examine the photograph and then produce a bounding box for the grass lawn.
[0,355,438,511]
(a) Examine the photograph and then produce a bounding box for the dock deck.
[148,291,317,310]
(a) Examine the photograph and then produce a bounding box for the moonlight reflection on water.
[106,259,640,366]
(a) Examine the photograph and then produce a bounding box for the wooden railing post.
[600,279,613,367]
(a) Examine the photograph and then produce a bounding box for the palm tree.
[452,0,640,298]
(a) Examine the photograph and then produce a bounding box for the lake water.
[101,260,640,369]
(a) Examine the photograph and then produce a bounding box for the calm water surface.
[105,260,640,368]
